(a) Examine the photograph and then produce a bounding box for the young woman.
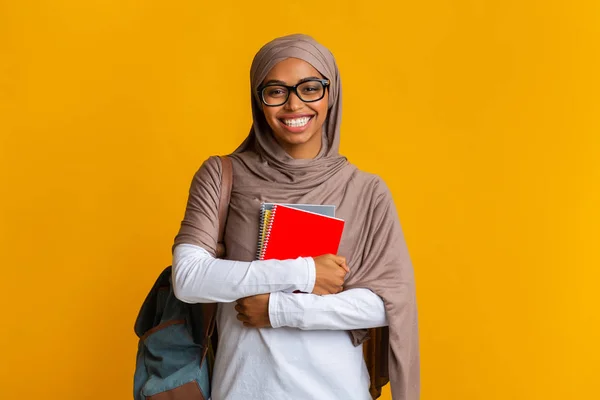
[172,34,419,400]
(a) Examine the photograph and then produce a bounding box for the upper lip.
[277,114,314,120]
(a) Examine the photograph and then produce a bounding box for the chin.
[275,131,315,146]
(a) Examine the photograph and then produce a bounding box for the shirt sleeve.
[172,243,316,303]
[268,288,388,330]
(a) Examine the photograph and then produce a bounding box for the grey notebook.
[261,203,336,217]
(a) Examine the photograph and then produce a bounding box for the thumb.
[333,255,349,273]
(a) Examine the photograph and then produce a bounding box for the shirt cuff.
[268,291,283,328]
[301,257,316,293]
[269,291,303,329]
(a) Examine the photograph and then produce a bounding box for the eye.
[265,87,287,98]
[301,84,320,93]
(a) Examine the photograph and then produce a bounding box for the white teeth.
[282,117,311,127]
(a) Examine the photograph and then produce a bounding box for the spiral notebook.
[259,204,345,261]
[257,203,336,259]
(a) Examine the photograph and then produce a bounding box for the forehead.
[262,57,324,84]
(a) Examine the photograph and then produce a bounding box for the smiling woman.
[166,34,419,400]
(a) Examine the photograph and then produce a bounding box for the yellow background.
[1,1,599,399]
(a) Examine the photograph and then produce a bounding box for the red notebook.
[259,204,345,260]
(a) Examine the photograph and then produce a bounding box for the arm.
[172,243,315,303]
[268,288,388,330]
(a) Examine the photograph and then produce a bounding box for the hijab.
[174,33,420,399]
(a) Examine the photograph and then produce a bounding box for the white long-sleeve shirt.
[172,243,388,400]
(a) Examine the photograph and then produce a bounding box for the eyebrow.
[262,76,322,86]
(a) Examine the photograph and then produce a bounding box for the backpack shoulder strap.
[216,155,233,257]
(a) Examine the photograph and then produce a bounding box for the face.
[259,58,329,159]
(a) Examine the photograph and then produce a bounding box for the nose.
[284,91,303,111]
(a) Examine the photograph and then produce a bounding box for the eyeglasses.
[257,79,330,107]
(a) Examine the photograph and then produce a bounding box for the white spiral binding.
[256,203,267,260]
[259,205,277,260]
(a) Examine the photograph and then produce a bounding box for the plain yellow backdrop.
[1,1,599,399]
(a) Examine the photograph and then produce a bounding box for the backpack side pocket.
[138,319,210,400]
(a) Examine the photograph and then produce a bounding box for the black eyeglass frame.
[257,78,330,107]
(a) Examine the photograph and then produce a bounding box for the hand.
[312,254,349,295]
[235,294,271,328]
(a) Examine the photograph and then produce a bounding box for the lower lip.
[278,117,314,133]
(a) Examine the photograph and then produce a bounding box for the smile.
[280,116,313,128]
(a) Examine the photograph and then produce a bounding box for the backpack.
[133,156,233,400]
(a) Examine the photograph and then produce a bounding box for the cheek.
[261,107,278,132]
[261,106,271,120]
[317,93,330,122]
[262,106,281,125]
[314,101,329,125]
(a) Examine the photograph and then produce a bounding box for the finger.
[340,261,349,273]
[234,304,243,313]
[325,286,338,295]
[237,313,249,322]
[334,256,349,272]
[243,322,254,328]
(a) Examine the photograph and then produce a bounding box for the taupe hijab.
[174,34,420,399]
